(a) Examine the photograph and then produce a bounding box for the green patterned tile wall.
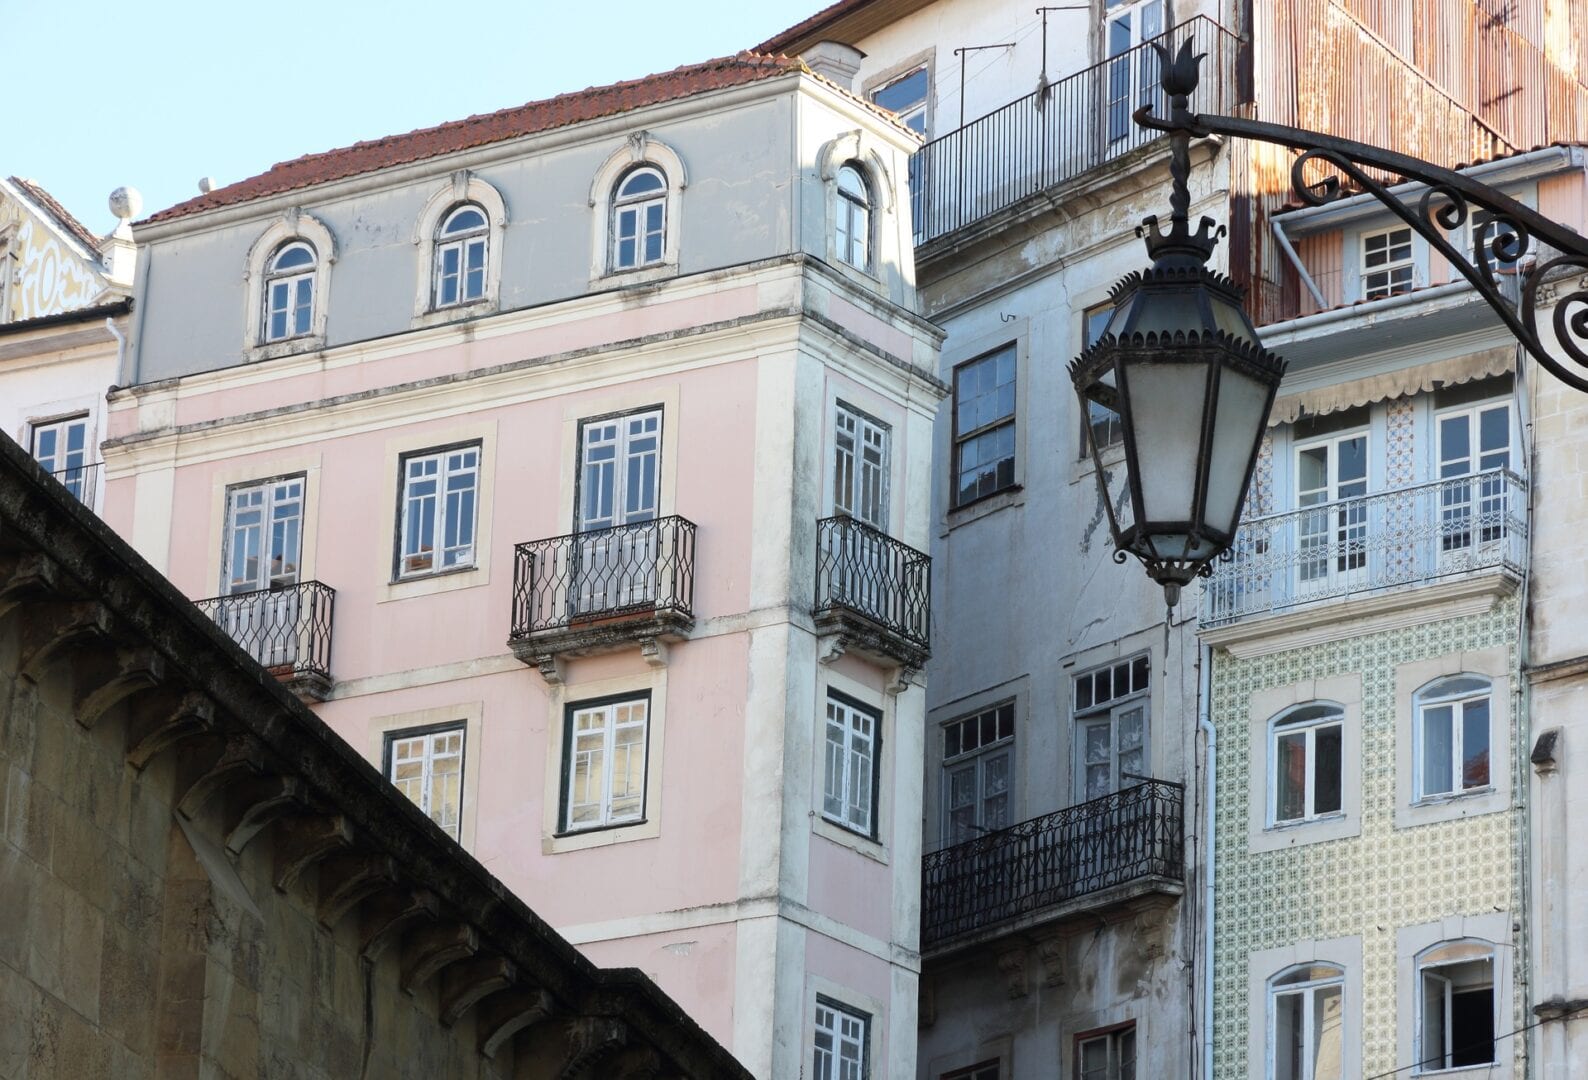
[1210,599,1525,1077]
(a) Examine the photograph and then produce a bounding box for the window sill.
[811,811,889,865]
[1413,785,1494,807]
[377,562,488,604]
[1248,808,1358,854]
[1267,810,1347,831]
[941,484,1024,534]
[411,298,499,329]
[596,261,679,288]
[246,334,325,364]
[1071,444,1128,485]
[1395,783,1506,831]
[543,816,659,853]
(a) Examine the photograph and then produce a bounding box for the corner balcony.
[508,515,696,680]
[920,780,1185,955]
[194,580,336,701]
[48,462,102,512]
[1200,470,1528,628]
[911,16,1237,246]
[813,515,931,671]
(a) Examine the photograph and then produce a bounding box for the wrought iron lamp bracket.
[1136,41,1588,394]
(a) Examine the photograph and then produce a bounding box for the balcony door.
[1073,656,1151,891]
[575,409,661,615]
[1104,0,1165,147]
[828,404,892,619]
[1295,432,1369,594]
[30,414,91,503]
[1437,402,1512,559]
[220,477,304,669]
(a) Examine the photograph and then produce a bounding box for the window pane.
[1422,705,1455,795]
[1275,731,1307,821]
[1462,699,1490,788]
[1314,985,1344,1080]
[1274,991,1302,1080]
[1314,725,1342,815]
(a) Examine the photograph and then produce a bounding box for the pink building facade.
[103,55,943,1079]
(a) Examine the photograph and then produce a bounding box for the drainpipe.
[1271,217,1327,311]
[1198,639,1216,1080]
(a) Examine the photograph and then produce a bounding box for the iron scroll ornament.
[1137,38,1588,394]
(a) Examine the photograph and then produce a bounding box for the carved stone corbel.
[125,689,216,770]
[74,645,166,729]
[818,634,848,666]
[535,654,567,686]
[175,735,267,820]
[400,922,479,994]
[638,637,668,669]
[562,1016,628,1077]
[0,550,61,620]
[996,947,1029,999]
[440,955,516,1026]
[17,599,114,683]
[885,666,919,696]
[223,774,306,856]
[360,888,441,961]
[1131,905,1170,961]
[1036,934,1067,987]
[478,986,557,1058]
[272,814,352,893]
[315,853,398,929]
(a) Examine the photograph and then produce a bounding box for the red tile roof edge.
[7,176,103,256]
[142,50,912,228]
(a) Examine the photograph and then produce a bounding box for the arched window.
[1414,675,1492,799]
[1416,941,1495,1069]
[1269,963,1344,1080]
[835,164,871,271]
[1269,703,1344,824]
[434,204,488,307]
[611,166,667,270]
[263,242,316,342]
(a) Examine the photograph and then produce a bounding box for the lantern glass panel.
[1120,358,1209,526]
[1204,365,1273,536]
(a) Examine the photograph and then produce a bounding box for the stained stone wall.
[1210,598,1526,1078]
[0,435,749,1080]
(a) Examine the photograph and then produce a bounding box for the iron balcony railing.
[49,461,102,511]
[1200,469,1528,626]
[194,580,335,685]
[510,515,697,638]
[921,779,1185,950]
[813,516,931,651]
[911,16,1237,244]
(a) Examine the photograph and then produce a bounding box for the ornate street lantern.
[1070,40,1287,608]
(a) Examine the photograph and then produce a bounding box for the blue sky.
[6,0,825,234]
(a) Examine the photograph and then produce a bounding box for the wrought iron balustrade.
[911,16,1237,245]
[48,462,101,511]
[194,580,335,695]
[1200,469,1528,626]
[921,780,1185,950]
[813,515,931,656]
[510,515,696,639]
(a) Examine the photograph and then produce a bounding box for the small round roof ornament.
[109,186,143,223]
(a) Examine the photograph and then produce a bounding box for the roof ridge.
[6,175,104,255]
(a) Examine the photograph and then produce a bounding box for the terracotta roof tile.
[144,51,886,226]
[7,176,103,255]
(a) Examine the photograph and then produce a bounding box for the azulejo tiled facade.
[1211,598,1524,1077]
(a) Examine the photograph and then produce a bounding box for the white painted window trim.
[204,453,323,598]
[560,693,651,833]
[822,690,880,838]
[556,384,680,536]
[242,210,335,360]
[587,132,687,286]
[806,976,884,1080]
[830,399,891,529]
[1394,914,1512,1080]
[220,473,306,593]
[1266,963,1347,1080]
[384,723,468,841]
[411,171,508,326]
[1266,702,1346,827]
[1246,936,1364,1080]
[1071,651,1151,800]
[818,132,894,288]
[1412,675,1495,802]
[367,702,484,852]
[862,54,934,137]
[1393,647,1511,830]
[396,442,481,580]
[926,675,1028,849]
[541,667,667,853]
[1356,223,1419,302]
[1247,674,1362,854]
[812,666,894,863]
[374,418,497,604]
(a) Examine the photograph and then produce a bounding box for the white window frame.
[562,694,651,833]
[1080,302,1123,457]
[1073,653,1151,800]
[1293,428,1370,592]
[262,241,317,343]
[433,204,489,309]
[1075,1020,1137,1080]
[29,413,92,503]
[1267,964,1345,1080]
[1361,225,1415,300]
[813,997,870,1080]
[1435,398,1514,556]
[384,723,466,842]
[611,165,668,272]
[823,691,880,838]
[1414,675,1493,802]
[1103,0,1166,144]
[832,401,890,529]
[577,408,662,532]
[1268,703,1345,827]
[952,343,1019,509]
[222,475,305,594]
[941,702,1014,846]
[243,213,335,357]
[835,163,872,272]
[868,63,929,136]
[396,443,480,579]
[1415,941,1497,1074]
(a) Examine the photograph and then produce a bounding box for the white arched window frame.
[588,134,686,285]
[1415,940,1497,1072]
[1268,702,1345,826]
[835,163,872,271]
[243,212,335,356]
[610,166,668,271]
[1413,674,1493,801]
[434,204,489,308]
[1268,963,1345,1080]
[1264,959,1340,1080]
[412,174,508,323]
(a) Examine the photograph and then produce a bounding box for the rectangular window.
[1076,1021,1136,1080]
[1270,965,1344,1080]
[870,66,928,136]
[30,414,91,501]
[1081,303,1123,456]
[397,443,480,578]
[266,274,313,340]
[813,998,869,1080]
[437,234,487,306]
[823,692,880,837]
[953,344,1017,507]
[833,403,889,529]
[1419,950,1494,1069]
[575,409,662,613]
[1074,655,1150,800]
[1361,226,1414,300]
[384,724,465,841]
[1437,401,1512,551]
[943,1062,1000,1080]
[942,702,1014,845]
[223,476,304,594]
[1294,431,1369,586]
[562,694,650,832]
[1105,0,1165,143]
[1271,705,1345,825]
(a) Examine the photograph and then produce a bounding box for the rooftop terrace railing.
[911,16,1238,245]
